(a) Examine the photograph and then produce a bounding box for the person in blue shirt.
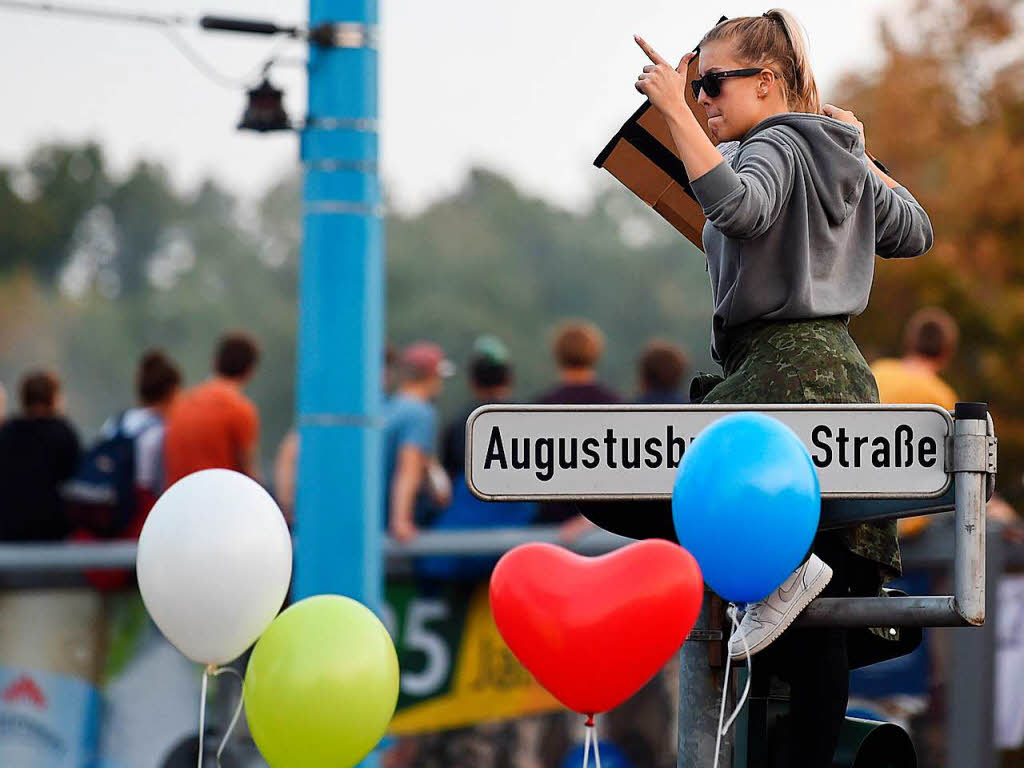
[383,342,454,541]
[419,336,536,580]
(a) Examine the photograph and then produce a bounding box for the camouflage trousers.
[695,316,901,579]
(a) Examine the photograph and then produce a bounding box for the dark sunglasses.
[690,68,764,99]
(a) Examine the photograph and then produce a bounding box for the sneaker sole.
[728,564,833,662]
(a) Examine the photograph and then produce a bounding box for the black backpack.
[63,412,146,538]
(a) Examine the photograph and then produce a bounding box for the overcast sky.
[0,0,898,212]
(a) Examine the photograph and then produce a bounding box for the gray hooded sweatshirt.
[689,112,934,363]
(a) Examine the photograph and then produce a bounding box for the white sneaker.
[728,554,833,661]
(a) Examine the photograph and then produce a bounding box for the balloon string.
[722,609,752,735]
[712,604,753,768]
[197,664,246,768]
[581,715,602,768]
[198,666,210,768]
[210,666,245,766]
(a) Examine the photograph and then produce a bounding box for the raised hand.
[634,35,691,120]
[822,103,866,148]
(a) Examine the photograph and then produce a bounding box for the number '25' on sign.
[382,580,559,734]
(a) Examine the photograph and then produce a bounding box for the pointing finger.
[634,35,668,66]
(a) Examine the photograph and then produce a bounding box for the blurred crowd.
[0,333,263,569]
[359,322,694,554]
[0,308,1020,571]
[0,322,695,556]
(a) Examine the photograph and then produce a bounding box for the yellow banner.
[389,583,560,734]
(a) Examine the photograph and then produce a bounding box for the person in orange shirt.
[871,307,958,537]
[164,332,261,486]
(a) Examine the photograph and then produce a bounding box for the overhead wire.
[160,25,295,88]
[0,0,190,28]
[0,0,300,89]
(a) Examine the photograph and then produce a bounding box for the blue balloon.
[672,413,820,603]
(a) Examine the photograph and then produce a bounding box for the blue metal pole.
[294,0,382,614]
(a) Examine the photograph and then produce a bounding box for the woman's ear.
[757,70,775,98]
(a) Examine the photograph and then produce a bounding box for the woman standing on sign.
[633,9,932,767]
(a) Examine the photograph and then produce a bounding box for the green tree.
[107,162,185,296]
[0,143,107,280]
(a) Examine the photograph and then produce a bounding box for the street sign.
[467,405,953,501]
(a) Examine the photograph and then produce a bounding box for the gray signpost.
[466,402,997,768]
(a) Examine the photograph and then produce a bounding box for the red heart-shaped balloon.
[489,539,703,715]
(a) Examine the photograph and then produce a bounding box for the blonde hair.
[699,9,820,114]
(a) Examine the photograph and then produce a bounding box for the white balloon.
[137,469,292,665]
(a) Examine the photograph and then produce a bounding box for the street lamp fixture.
[238,76,291,133]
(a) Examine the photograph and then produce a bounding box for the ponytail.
[699,8,821,114]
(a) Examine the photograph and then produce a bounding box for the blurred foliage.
[0,150,713,480]
[0,157,302,475]
[386,169,715,413]
[840,0,1024,503]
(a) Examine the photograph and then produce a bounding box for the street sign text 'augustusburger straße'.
[466,405,953,501]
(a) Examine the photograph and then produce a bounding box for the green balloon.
[244,595,400,768]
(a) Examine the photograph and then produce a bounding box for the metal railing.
[0,526,629,577]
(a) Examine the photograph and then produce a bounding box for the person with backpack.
[105,350,182,507]
[65,350,182,588]
[0,371,81,541]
